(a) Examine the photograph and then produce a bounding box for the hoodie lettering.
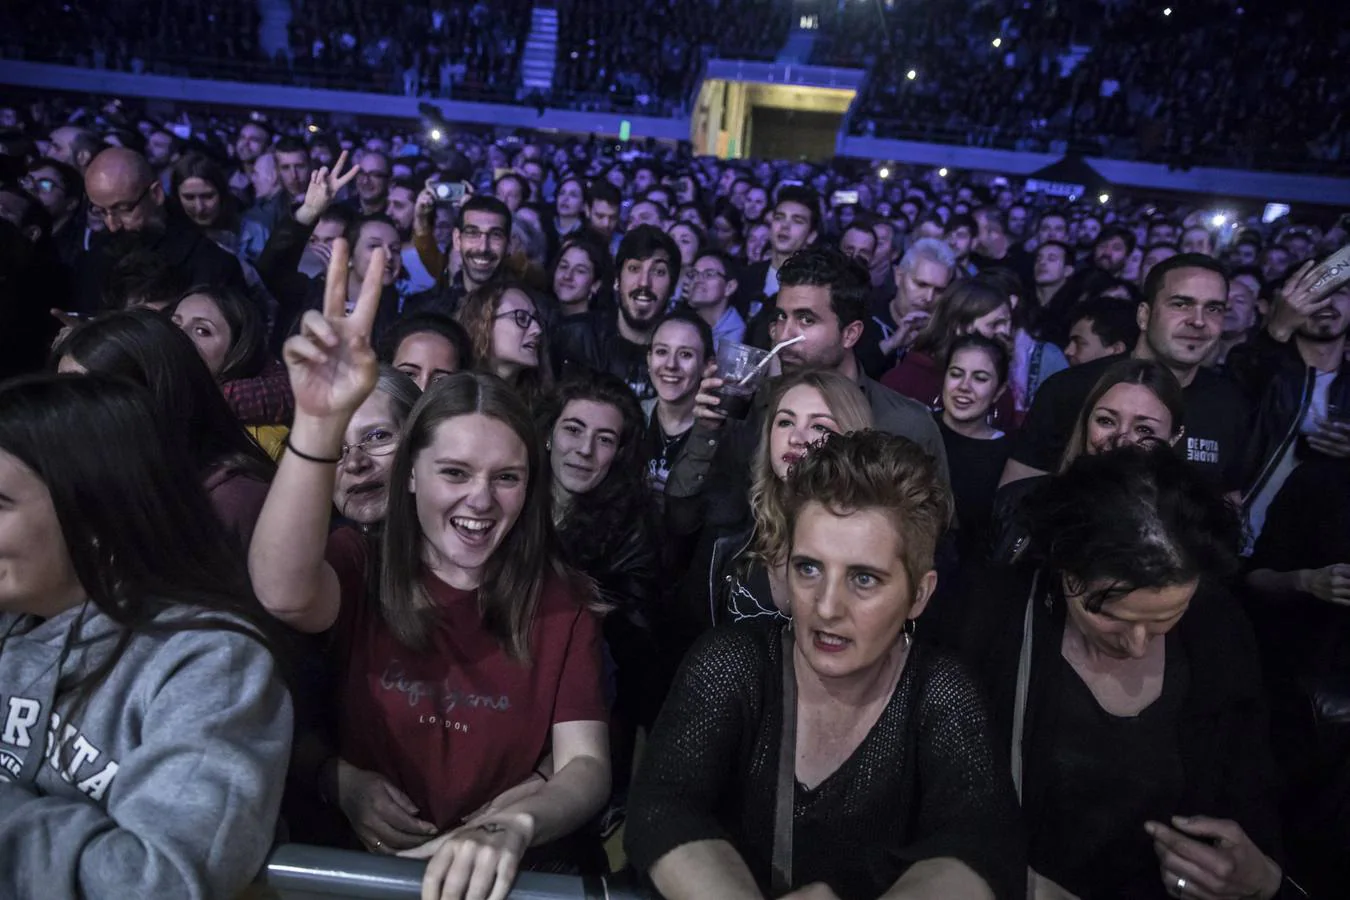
[2,698,40,748]
[0,699,121,799]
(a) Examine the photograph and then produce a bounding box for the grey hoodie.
[0,601,293,899]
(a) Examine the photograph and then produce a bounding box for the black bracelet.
[285,437,342,465]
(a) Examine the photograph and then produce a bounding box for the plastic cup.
[714,341,770,420]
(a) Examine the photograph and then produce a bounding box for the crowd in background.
[3,0,1346,171]
[840,0,1350,173]
[0,84,1348,900]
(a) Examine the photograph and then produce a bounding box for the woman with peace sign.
[249,242,610,900]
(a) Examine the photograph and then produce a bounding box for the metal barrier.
[252,845,652,900]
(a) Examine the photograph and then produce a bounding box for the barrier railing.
[252,845,654,900]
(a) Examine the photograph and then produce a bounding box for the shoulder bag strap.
[772,624,798,895]
[1010,569,1040,803]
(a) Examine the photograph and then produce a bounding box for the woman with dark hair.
[881,279,1017,431]
[375,311,472,391]
[249,260,609,899]
[643,311,714,500]
[938,335,1012,559]
[667,221,706,303]
[547,175,586,261]
[942,447,1287,900]
[551,233,611,321]
[539,370,663,834]
[55,309,276,547]
[710,200,745,258]
[171,151,269,261]
[628,430,1024,900]
[0,373,291,898]
[170,283,294,457]
[980,267,1069,419]
[457,282,553,406]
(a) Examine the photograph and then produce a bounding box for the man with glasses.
[406,195,512,317]
[685,249,744,347]
[353,152,392,217]
[23,157,84,267]
[73,147,243,314]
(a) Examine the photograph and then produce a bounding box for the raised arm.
[248,239,385,633]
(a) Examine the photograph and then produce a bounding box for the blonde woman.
[702,370,873,626]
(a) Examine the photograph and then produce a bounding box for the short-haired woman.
[249,249,609,900]
[627,430,1024,900]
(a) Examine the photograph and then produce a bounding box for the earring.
[545,440,551,451]
[902,617,917,647]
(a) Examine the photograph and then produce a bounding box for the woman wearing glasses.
[250,243,610,898]
[457,282,553,406]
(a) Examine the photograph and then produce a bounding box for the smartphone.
[1261,203,1291,224]
[434,182,467,202]
[831,190,860,206]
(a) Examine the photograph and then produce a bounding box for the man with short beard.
[1003,254,1251,493]
[553,225,679,401]
[273,137,314,206]
[407,195,512,316]
[74,147,243,314]
[1230,262,1350,544]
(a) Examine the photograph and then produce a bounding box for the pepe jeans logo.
[379,661,513,733]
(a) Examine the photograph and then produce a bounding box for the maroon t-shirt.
[324,527,607,830]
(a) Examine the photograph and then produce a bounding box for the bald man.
[73,148,243,314]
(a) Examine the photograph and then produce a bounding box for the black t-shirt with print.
[1011,354,1252,490]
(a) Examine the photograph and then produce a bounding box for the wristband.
[286,437,343,465]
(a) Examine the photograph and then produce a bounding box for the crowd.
[5,0,1347,171]
[1,88,1349,900]
[841,0,1350,173]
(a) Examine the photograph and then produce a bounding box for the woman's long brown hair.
[379,371,564,661]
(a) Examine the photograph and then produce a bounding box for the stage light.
[307,124,318,133]
[1099,192,1110,205]
[1163,7,1172,15]
[992,38,1002,48]
[906,69,917,80]
[879,166,891,179]
[1211,213,1228,228]
[428,128,443,142]
[938,167,949,177]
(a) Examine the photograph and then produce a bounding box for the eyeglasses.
[357,169,390,180]
[341,428,399,461]
[460,225,508,243]
[20,176,58,194]
[692,268,728,281]
[495,309,541,330]
[89,182,153,223]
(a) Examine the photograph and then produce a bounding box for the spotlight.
[938,167,949,178]
[906,69,917,81]
[1098,192,1110,205]
[992,38,1002,48]
[307,124,319,133]
[429,128,443,142]
[1163,7,1172,15]
[878,166,891,179]
[1211,213,1228,228]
